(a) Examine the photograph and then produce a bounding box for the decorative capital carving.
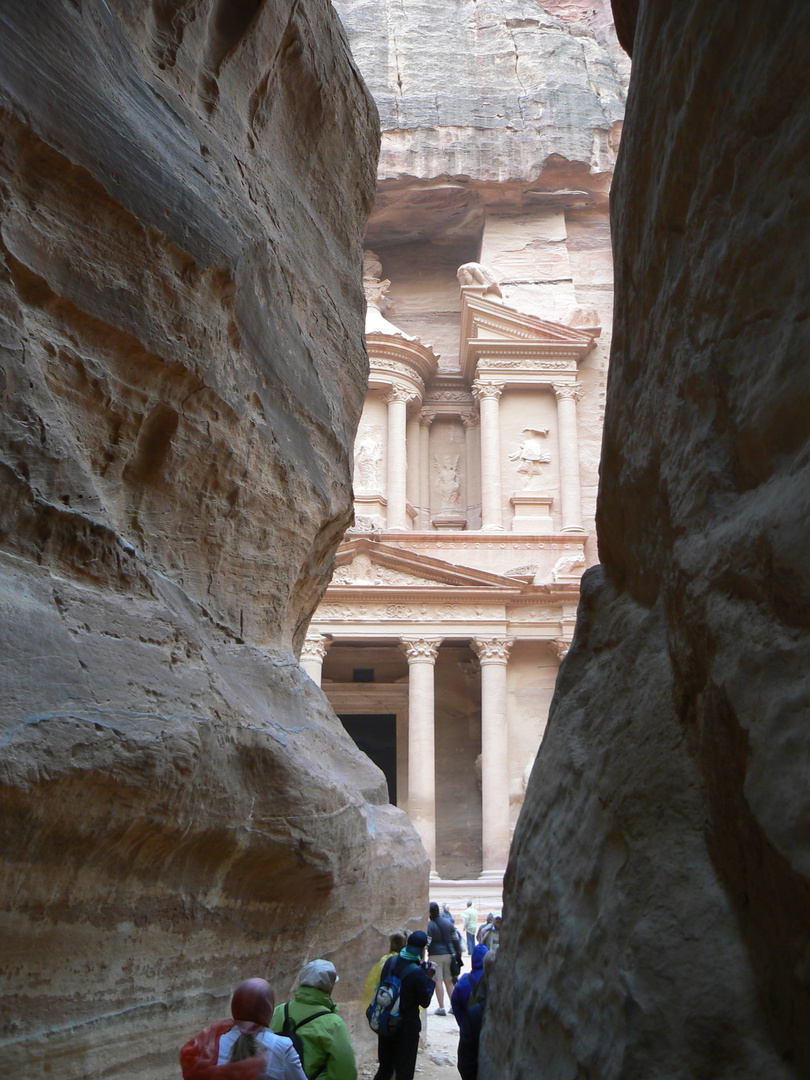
[461,411,479,429]
[472,637,514,664]
[385,386,413,406]
[472,380,504,403]
[553,382,582,402]
[300,634,330,664]
[401,637,441,663]
[363,250,391,312]
[420,409,437,427]
[551,638,571,661]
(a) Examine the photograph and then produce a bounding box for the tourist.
[482,914,502,953]
[457,952,496,1080]
[462,899,478,955]
[427,901,461,1014]
[450,944,488,1025]
[270,960,357,1080]
[372,930,436,1080]
[476,913,495,945]
[180,977,308,1080]
[361,932,407,1011]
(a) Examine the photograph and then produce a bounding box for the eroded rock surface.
[0,2,426,1076]
[483,2,810,1077]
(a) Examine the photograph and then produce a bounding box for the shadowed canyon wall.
[483,2,810,1078]
[0,1,427,1076]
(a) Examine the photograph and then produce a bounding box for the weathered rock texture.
[0,2,426,1076]
[483,1,810,1077]
[333,0,629,250]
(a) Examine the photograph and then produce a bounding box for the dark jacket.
[379,952,435,1036]
[427,914,458,956]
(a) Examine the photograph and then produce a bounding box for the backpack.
[281,1003,331,1079]
[366,958,418,1035]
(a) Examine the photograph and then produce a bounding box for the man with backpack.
[270,960,356,1080]
[369,930,436,1080]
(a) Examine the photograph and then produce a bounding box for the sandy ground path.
[358,1008,461,1080]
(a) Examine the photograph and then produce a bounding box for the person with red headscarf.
[180,978,308,1080]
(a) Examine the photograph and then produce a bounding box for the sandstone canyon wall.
[0,2,427,1077]
[483,1,810,1078]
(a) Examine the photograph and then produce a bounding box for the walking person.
[372,930,436,1080]
[271,960,357,1080]
[457,952,496,1080]
[450,944,488,1025]
[462,900,478,955]
[427,901,460,1014]
[180,977,308,1080]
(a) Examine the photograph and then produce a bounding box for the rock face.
[333,0,629,252]
[483,2,810,1078]
[0,2,426,1076]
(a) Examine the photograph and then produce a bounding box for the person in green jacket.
[271,959,357,1080]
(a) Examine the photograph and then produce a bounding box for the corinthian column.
[300,634,329,686]
[554,383,584,532]
[402,636,441,869]
[419,411,435,529]
[386,387,410,530]
[473,636,514,876]
[472,380,505,531]
[406,409,421,529]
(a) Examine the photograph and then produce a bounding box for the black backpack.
[281,1003,331,1079]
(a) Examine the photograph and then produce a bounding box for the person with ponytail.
[181,977,308,1080]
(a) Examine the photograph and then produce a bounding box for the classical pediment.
[327,538,528,593]
[459,291,599,382]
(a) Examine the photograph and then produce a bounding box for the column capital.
[461,411,479,429]
[553,382,582,402]
[472,637,514,664]
[420,408,437,428]
[550,637,571,661]
[401,636,442,663]
[472,380,504,402]
[385,385,413,406]
[300,633,330,664]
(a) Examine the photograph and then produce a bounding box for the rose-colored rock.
[0,2,426,1076]
[482,2,810,1078]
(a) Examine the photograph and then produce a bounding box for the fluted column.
[472,380,505,530]
[419,410,435,529]
[473,636,514,876]
[406,409,421,530]
[554,383,584,532]
[402,636,441,869]
[300,634,329,686]
[386,387,410,530]
[462,412,479,529]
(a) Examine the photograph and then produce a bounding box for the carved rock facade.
[483,2,810,1077]
[0,2,426,1077]
[316,0,627,899]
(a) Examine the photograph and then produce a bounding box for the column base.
[478,868,506,882]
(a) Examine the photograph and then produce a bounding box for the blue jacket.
[450,944,488,1023]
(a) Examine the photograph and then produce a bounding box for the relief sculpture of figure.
[456,261,503,297]
[509,428,551,488]
[433,454,461,509]
[354,430,381,491]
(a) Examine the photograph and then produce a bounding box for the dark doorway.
[339,714,397,803]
